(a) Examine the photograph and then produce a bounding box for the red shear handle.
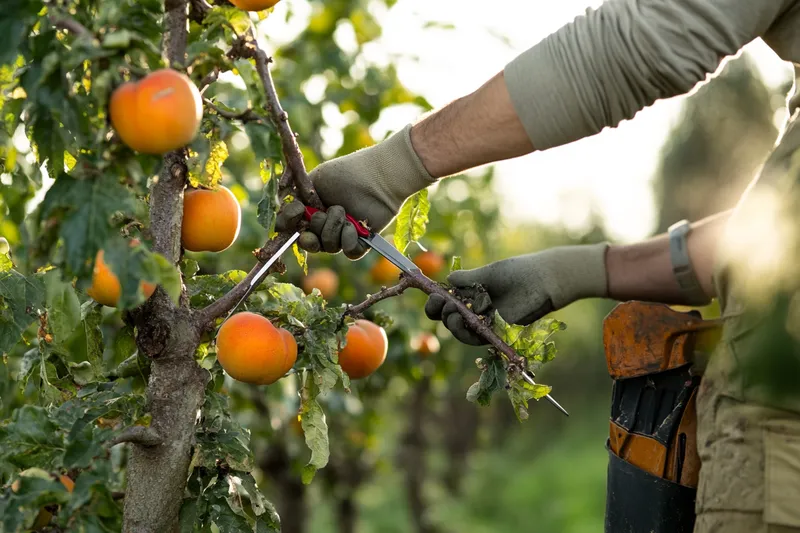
[304,206,371,238]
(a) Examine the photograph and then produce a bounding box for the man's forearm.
[409,72,534,178]
[606,210,732,305]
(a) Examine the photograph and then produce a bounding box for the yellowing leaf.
[394,190,430,254]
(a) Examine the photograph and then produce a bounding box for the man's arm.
[606,210,732,304]
[426,210,731,342]
[410,73,534,178]
[409,0,790,178]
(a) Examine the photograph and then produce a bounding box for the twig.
[345,279,412,317]
[402,271,525,369]
[106,426,163,448]
[203,98,265,123]
[199,68,220,94]
[49,13,92,37]
[232,39,323,209]
[344,271,524,368]
[194,232,295,326]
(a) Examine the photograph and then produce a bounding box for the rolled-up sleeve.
[505,0,792,151]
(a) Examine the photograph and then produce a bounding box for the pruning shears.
[227,206,569,417]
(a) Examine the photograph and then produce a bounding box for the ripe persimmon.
[182,185,242,252]
[109,69,202,154]
[301,268,339,299]
[278,327,298,375]
[338,319,387,379]
[413,251,445,279]
[230,0,281,11]
[369,256,401,284]
[411,333,440,357]
[87,241,157,307]
[216,312,291,385]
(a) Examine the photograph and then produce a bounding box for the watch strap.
[668,220,707,304]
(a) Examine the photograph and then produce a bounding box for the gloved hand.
[275,124,436,259]
[424,244,609,345]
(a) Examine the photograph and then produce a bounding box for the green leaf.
[187,270,247,308]
[394,189,430,254]
[466,357,505,407]
[240,473,281,531]
[0,405,65,469]
[102,239,180,309]
[102,29,134,49]
[0,0,42,65]
[492,313,566,364]
[194,393,254,472]
[300,378,329,484]
[257,162,278,232]
[450,256,462,272]
[40,174,134,277]
[0,263,44,353]
[78,304,104,380]
[507,376,552,422]
[245,122,281,162]
[44,270,81,346]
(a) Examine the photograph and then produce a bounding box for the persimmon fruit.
[413,251,445,278]
[182,185,242,252]
[216,312,294,385]
[109,68,202,154]
[278,327,298,375]
[411,333,440,356]
[301,268,339,299]
[338,319,388,379]
[87,240,156,307]
[230,0,281,11]
[369,256,401,284]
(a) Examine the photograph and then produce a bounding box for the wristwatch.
[668,219,705,301]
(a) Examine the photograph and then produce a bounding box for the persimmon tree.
[0,1,565,531]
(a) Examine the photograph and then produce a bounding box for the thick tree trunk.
[441,389,479,497]
[121,3,205,530]
[123,305,205,532]
[400,376,439,533]
[336,496,357,533]
[259,440,308,533]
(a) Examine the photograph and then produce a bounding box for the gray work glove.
[425,244,609,345]
[275,124,435,259]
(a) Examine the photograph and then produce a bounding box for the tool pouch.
[601,302,721,533]
[605,442,698,533]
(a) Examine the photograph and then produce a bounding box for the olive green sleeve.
[504,0,794,151]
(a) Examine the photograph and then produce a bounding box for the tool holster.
[602,302,721,533]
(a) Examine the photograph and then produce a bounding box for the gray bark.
[121,2,209,531]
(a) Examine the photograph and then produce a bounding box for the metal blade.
[224,232,300,322]
[522,371,570,417]
[361,234,420,274]
[250,232,300,289]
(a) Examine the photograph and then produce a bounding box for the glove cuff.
[374,124,437,208]
[548,242,610,307]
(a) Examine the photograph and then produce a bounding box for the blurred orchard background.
[1,0,794,532]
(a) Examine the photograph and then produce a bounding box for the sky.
[259,0,794,243]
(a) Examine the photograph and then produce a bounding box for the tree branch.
[49,14,91,37]
[342,271,524,368]
[194,232,295,326]
[164,0,189,66]
[401,271,525,369]
[203,98,265,123]
[231,39,322,209]
[106,426,163,448]
[345,279,412,317]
